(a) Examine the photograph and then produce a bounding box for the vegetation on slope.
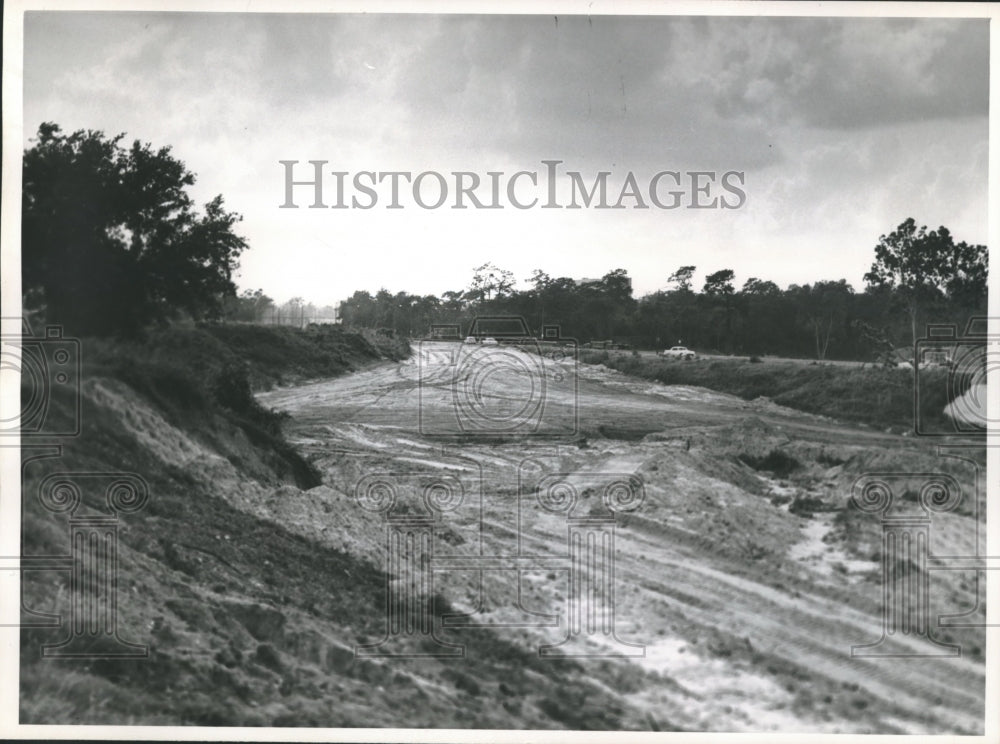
[580,351,972,434]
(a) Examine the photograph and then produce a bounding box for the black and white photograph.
[1,1,997,739]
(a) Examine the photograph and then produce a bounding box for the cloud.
[701,17,989,129]
[20,11,990,305]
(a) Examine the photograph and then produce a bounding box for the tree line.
[338,222,987,361]
[21,124,988,362]
[221,290,338,327]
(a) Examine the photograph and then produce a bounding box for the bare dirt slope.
[256,342,986,733]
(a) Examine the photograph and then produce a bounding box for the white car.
[660,346,697,360]
[481,337,499,346]
[463,336,478,345]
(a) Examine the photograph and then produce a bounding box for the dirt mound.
[726,415,789,455]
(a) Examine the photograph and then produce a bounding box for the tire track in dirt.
[258,343,985,733]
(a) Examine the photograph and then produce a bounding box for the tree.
[737,278,784,354]
[339,290,377,328]
[441,290,466,312]
[523,269,553,329]
[468,263,515,304]
[701,269,737,351]
[223,288,274,322]
[741,277,780,296]
[791,280,854,360]
[373,289,395,328]
[22,123,248,336]
[942,237,989,310]
[667,265,696,292]
[581,269,635,339]
[864,218,987,345]
[852,319,897,367]
[703,269,735,296]
[527,269,552,292]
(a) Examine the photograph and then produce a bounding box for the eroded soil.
[254,343,987,733]
[19,343,986,732]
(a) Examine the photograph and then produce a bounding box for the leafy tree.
[703,269,735,296]
[667,265,696,292]
[941,237,988,309]
[22,123,248,336]
[575,269,636,339]
[339,290,377,328]
[852,319,898,366]
[441,290,466,312]
[701,269,737,351]
[373,289,395,328]
[864,218,986,345]
[790,280,854,360]
[737,278,784,354]
[527,269,552,292]
[741,277,780,296]
[600,268,633,302]
[468,262,515,303]
[223,288,274,322]
[522,269,553,329]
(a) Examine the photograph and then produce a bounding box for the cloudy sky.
[22,11,990,305]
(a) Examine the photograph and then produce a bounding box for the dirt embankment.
[581,350,972,434]
[20,325,635,729]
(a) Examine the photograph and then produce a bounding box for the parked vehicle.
[481,337,499,346]
[659,345,697,360]
[920,349,952,367]
[463,336,478,345]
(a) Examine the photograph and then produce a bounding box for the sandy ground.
[257,342,987,733]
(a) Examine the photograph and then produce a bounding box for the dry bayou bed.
[20,341,987,733]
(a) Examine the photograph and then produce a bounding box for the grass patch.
[581,352,972,432]
[188,323,408,390]
[76,323,409,490]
